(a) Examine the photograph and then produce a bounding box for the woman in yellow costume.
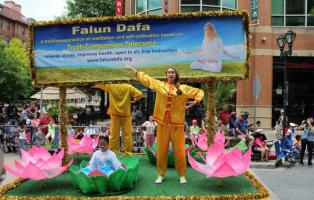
[125,64,204,184]
[95,84,143,155]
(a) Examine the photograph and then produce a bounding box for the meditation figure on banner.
[183,22,240,73]
[125,63,204,184]
[95,83,143,156]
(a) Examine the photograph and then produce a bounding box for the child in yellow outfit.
[125,64,204,184]
[95,84,143,155]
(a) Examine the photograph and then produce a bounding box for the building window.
[6,21,10,31]
[136,0,162,15]
[0,18,2,29]
[130,0,136,15]
[272,0,314,26]
[0,6,3,13]
[180,0,237,13]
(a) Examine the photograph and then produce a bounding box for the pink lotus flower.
[188,132,251,178]
[192,131,231,151]
[3,146,73,180]
[68,134,99,155]
[192,131,209,151]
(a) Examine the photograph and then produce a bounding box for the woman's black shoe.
[299,162,304,166]
[308,163,312,167]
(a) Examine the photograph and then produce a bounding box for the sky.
[1,0,67,21]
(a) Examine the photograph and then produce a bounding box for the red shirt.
[219,111,230,125]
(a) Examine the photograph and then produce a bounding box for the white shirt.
[89,149,121,170]
[85,127,97,136]
[142,121,156,135]
[19,128,26,140]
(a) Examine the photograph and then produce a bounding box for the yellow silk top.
[136,71,204,126]
[96,84,143,117]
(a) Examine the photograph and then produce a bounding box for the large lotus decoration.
[193,131,248,153]
[188,132,251,178]
[3,146,73,180]
[70,157,139,194]
[68,134,99,155]
[192,131,209,151]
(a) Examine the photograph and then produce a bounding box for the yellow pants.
[156,124,186,176]
[109,116,133,155]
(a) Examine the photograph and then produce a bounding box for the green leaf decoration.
[71,158,139,194]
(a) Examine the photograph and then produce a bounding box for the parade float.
[0,10,270,200]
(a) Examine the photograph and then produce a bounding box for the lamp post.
[276,30,296,137]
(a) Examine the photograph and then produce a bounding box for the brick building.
[124,0,314,129]
[0,0,31,43]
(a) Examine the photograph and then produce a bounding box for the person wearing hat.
[253,130,269,162]
[235,112,254,147]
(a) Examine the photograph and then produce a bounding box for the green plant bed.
[68,153,92,165]
[69,157,139,195]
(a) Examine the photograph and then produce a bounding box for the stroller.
[274,134,299,168]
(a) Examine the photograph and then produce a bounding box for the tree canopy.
[66,0,116,18]
[0,38,35,102]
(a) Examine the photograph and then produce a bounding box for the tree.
[0,39,24,102]
[201,82,236,112]
[214,82,236,111]
[66,0,116,18]
[6,38,35,99]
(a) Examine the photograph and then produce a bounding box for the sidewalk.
[0,153,18,187]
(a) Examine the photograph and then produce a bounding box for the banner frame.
[29,10,251,87]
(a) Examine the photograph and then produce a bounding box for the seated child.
[80,136,124,176]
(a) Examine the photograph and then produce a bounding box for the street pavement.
[0,153,19,187]
[1,152,314,199]
[252,163,314,200]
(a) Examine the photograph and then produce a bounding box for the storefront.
[273,56,314,125]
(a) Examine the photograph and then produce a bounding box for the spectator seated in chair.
[252,129,270,162]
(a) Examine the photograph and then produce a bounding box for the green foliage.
[6,38,35,99]
[201,82,236,112]
[0,38,35,102]
[214,82,236,111]
[48,106,85,120]
[66,0,116,18]
[48,106,59,119]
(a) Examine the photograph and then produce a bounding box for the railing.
[0,125,146,153]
